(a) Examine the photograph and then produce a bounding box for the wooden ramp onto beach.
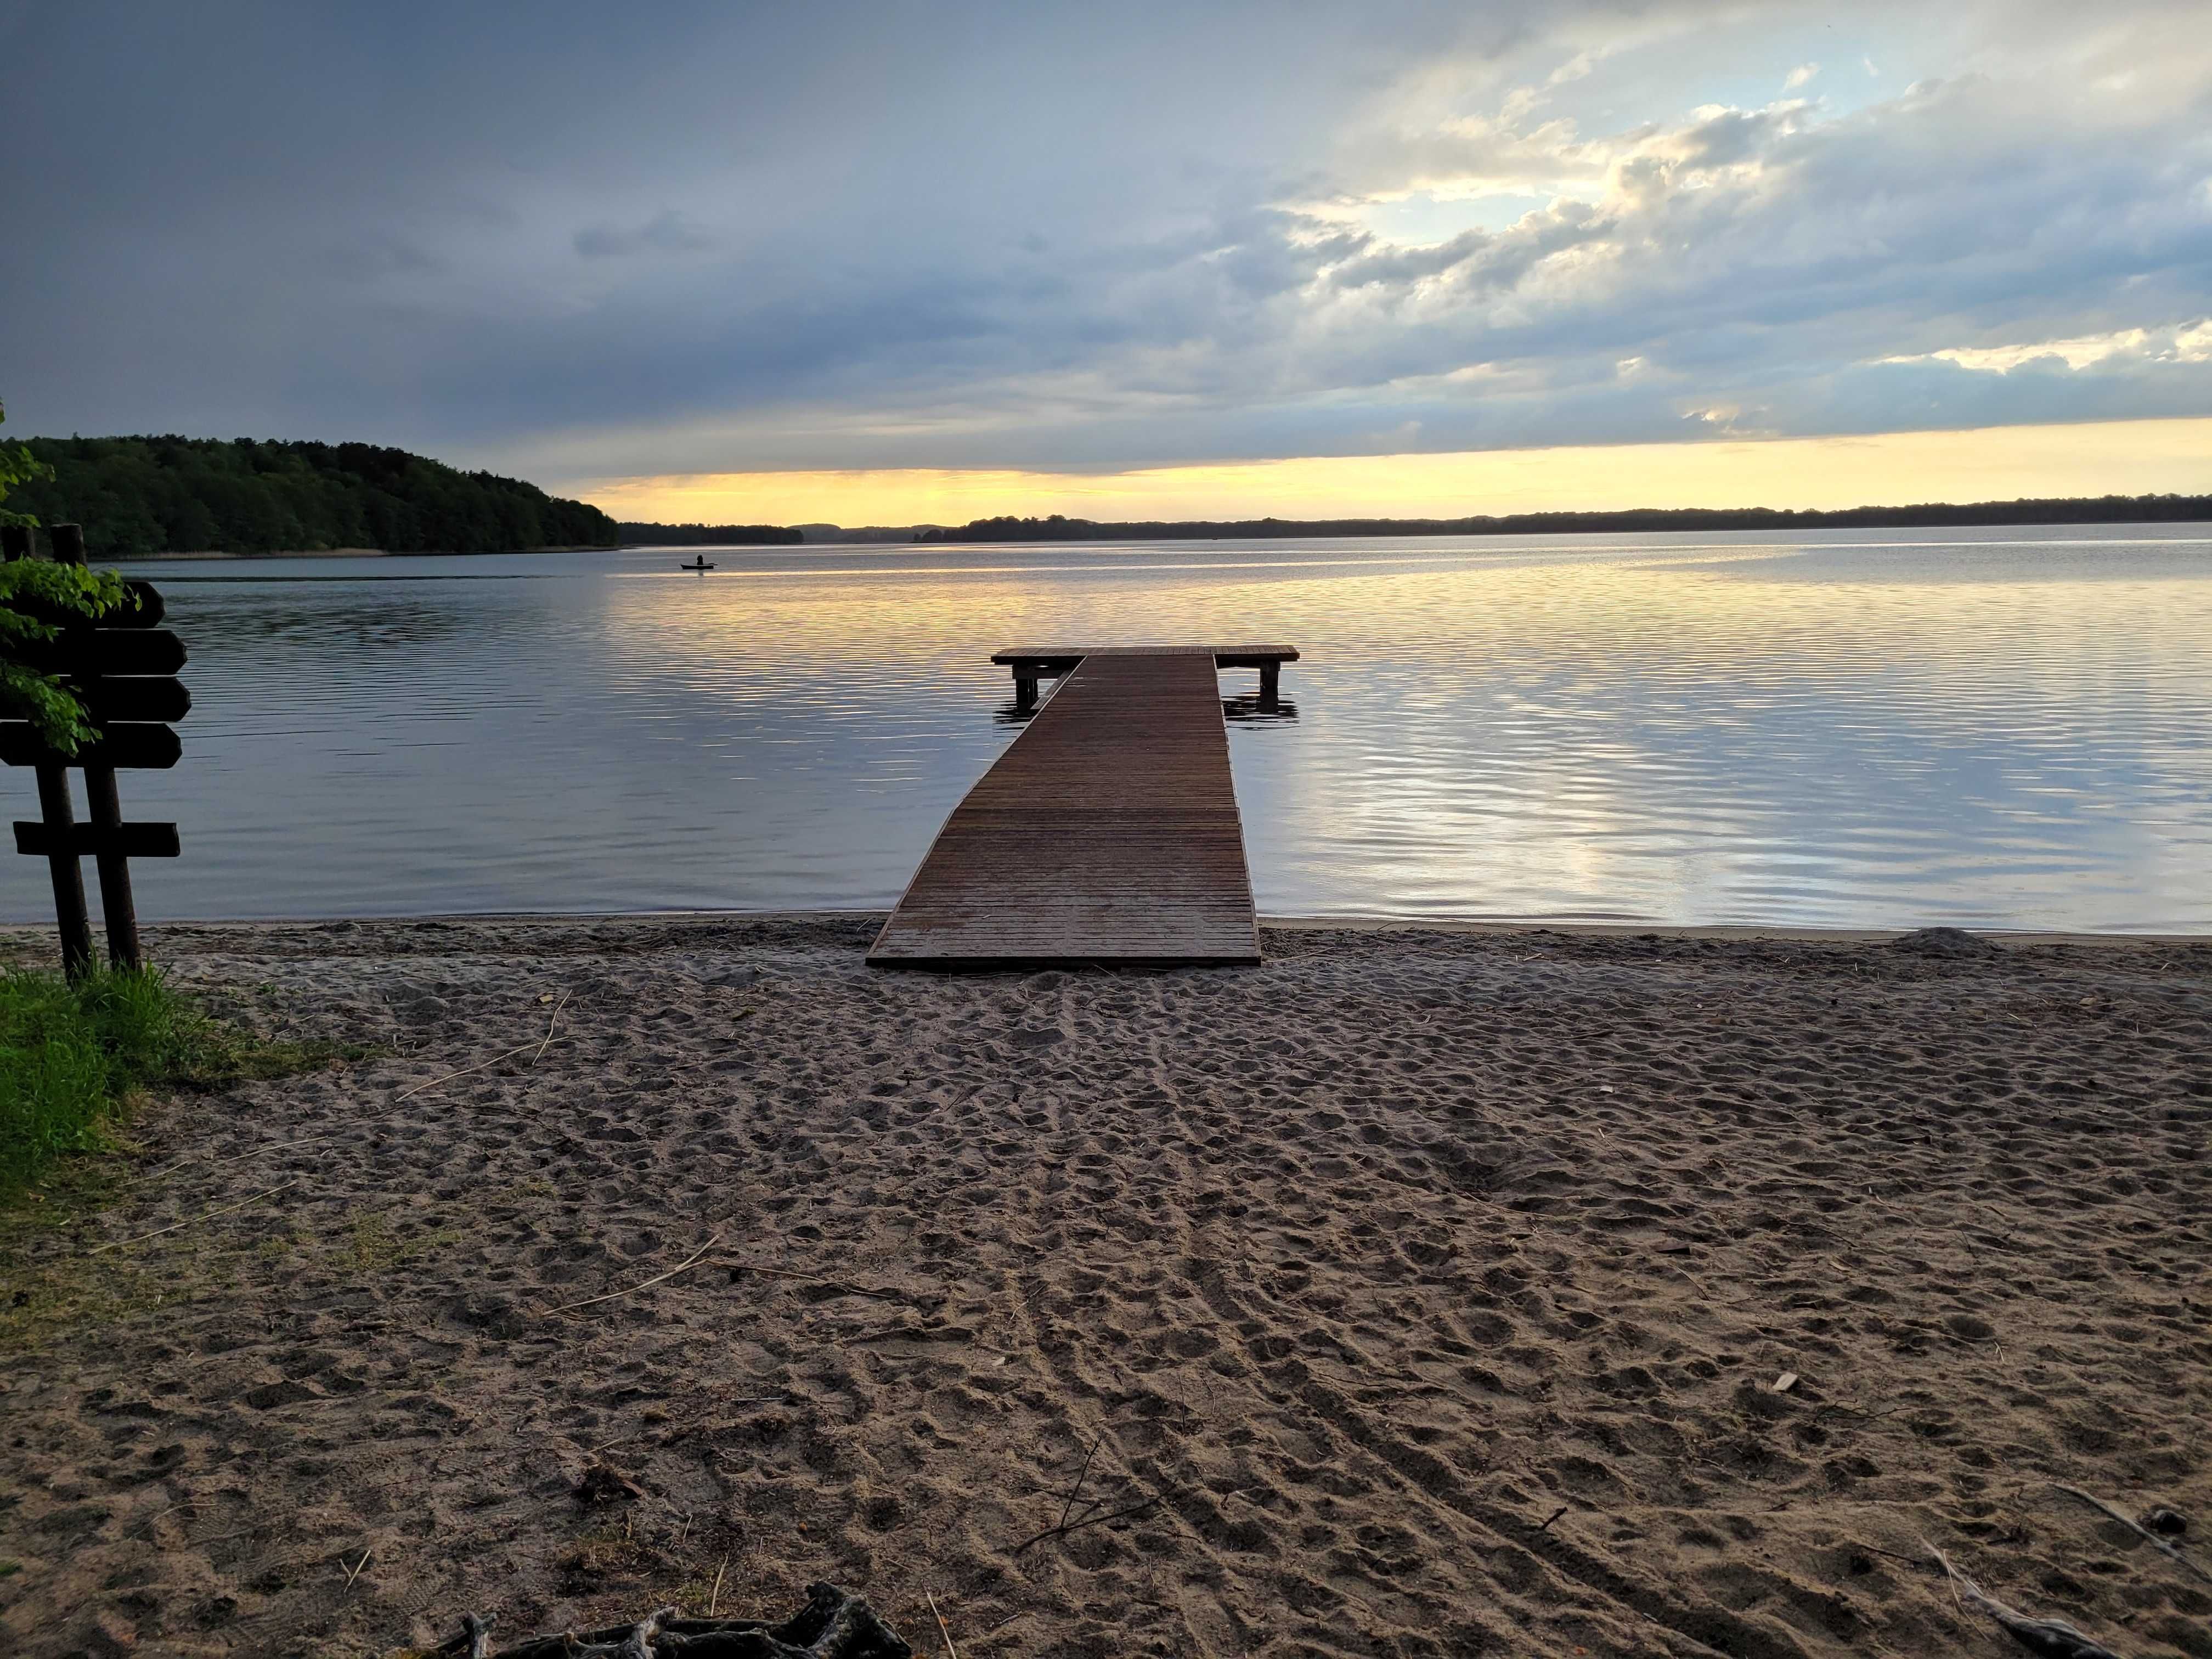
[868,645,1297,968]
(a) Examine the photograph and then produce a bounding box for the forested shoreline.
[917,494,2212,541]
[615,521,803,545]
[8,436,618,555]
[12,435,2207,558]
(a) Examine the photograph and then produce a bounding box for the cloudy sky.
[4,1,2209,521]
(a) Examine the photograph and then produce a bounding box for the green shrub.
[0,970,120,1178]
[0,965,352,1190]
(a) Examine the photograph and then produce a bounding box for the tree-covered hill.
[615,521,803,546]
[7,436,618,555]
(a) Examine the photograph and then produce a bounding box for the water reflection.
[995,691,1300,726]
[5,527,2204,931]
[1222,694,1299,725]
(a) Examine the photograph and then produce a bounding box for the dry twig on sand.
[87,1178,304,1255]
[2051,1483,2211,1587]
[1013,1481,1269,1556]
[395,992,569,1103]
[1923,1541,2126,1659]
[149,1133,332,1181]
[545,1233,723,1316]
[733,1262,905,1300]
[926,1592,961,1659]
[1057,1438,1102,1531]
[528,991,570,1062]
[149,991,572,1183]
[1013,1489,1177,1554]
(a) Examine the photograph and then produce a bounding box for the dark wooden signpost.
[1,522,189,979]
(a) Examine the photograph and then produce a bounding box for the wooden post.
[34,763,94,981]
[84,764,142,970]
[1014,669,1039,710]
[1259,663,1279,710]
[43,523,140,969]
[5,533,180,973]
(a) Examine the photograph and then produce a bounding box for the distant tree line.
[6,436,619,555]
[616,521,804,546]
[918,495,2212,542]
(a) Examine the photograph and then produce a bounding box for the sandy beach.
[1,916,2207,1658]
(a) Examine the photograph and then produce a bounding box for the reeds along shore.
[1,916,2207,1659]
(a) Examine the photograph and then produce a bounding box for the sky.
[3,0,2209,523]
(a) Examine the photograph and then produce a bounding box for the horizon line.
[613,489,2212,535]
[558,415,2212,527]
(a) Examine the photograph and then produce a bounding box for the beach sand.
[1,916,2207,1658]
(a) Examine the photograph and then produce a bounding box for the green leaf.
[0,501,132,751]
[0,400,57,527]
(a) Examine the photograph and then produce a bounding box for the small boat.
[680,557,715,571]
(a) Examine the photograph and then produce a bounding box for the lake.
[9,526,2210,932]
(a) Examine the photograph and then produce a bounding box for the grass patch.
[0,1155,167,1350]
[1,966,189,1188]
[0,964,368,1193]
[0,967,382,1352]
[346,1210,465,1271]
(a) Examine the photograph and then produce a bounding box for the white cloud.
[8,0,2212,472]
[1880,321,2212,373]
[1548,50,1596,86]
[1784,63,1820,90]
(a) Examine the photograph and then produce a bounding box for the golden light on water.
[568,416,2212,527]
[592,541,2212,727]
[582,535,2212,924]
[77,529,2212,927]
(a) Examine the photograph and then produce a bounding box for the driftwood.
[436,1583,911,1659]
[2051,1483,2212,1588]
[1923,1543,2127,1659]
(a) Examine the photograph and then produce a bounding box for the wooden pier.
[868,645,1297,968]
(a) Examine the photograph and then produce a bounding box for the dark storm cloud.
[574,214,718,260]
[2,0,2208,478]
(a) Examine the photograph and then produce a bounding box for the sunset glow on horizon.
[11,6,2211,518]
[571,417,2212,528]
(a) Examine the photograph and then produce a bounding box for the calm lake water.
[9,527,2210,932]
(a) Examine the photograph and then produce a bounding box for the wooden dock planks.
[868,648,1277,967]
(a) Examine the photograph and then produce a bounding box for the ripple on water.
[4,528,2205,929]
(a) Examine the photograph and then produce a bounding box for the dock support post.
[1014,670,1039,710]
[1259,662,1279,710]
